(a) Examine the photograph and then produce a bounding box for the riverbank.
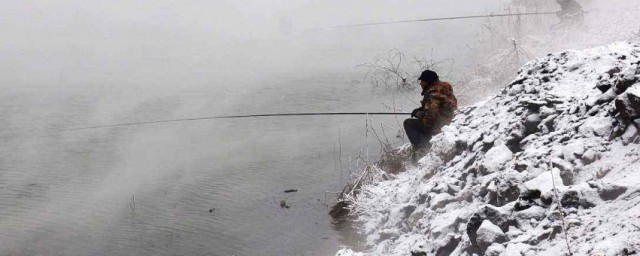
[337,41,640,256]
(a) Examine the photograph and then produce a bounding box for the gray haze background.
[6,0,637,255]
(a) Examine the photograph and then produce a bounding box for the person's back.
[403,70,457,156]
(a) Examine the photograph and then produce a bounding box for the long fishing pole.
[304,11,559,31]
[61,112,411,131]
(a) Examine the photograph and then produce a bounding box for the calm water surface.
[0,71,410,256]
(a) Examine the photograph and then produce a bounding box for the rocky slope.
[337,42,640,256]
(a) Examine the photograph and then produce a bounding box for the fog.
[0,0,507,91]
[1,0,639,255]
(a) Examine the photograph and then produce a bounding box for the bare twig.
[549,163,574,256]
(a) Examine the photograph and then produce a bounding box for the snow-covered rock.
[336,42,640,256]
[476,220,508,251]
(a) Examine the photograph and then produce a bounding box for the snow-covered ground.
[336,42,640,256]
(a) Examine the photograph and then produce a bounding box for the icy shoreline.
[337,42,640,256]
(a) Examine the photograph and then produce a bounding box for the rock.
[411,251,427,256]
[401,205,417,219]
[596,70,617,92]
[597,183,628,201]
[581,149,598,164]
[485,243,506,256]
[596,89,618,105]
[508,83,524,96]
[430,193,455,209]
[481,204,512,230]
[515,188,542,211]
[483,175,521,207]
[521,99,548,112]
[562,142,585,162]
[551,157,575,184]
[519,134,539,150]
[524,114,542,135]
[539,106,557,118]
[615,83,640,120]
[524,169,565,195]
[476,220,508,251]
[561,190,581,208]
[615,65,639,93]
[466,204,513,247]
[515,205,547,222]
[579,117,613,137]
[551,157,573,173]
[538,114,558,133]
[480,144,513,174]
[620,123,640,144]
[435,234,461,256]
[466,213,484,246]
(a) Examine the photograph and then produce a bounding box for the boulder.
[524,114,542,135]
[476,220,508,251]
[579,117,613,137]
[480,144,513,174]
[614,65,639,93]
[615,83,640,120]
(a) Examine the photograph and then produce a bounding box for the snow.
[336,42,640,256]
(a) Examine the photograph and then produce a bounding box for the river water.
[0,1,518,254]
[0,70,413,256]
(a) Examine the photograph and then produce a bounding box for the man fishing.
[403,70,457,156]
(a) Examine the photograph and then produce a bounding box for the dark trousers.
[404,118,432,149]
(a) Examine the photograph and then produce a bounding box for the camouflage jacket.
[419,81,458,130]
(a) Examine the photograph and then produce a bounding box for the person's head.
[418,70,439,89]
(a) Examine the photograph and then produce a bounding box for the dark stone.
[596,80,613,93]
[615,77,637,94]
[599,185,628,201]
[510,77,527,86]
[514,201,532,211]
[436,235,461,256]
[505,135,523,154]
[524,114,542,135]
[623,248,637,255]
[521,189,542,201]
[561,190,580,208]
[466,213,483,245]
[411,251,427,256]
[488,183,520,207]
[540,193,554,206]
[402,205,417,219]
[537,225,562,241]
[482,205,513,231]
[616,90,640,121]
[418,194,428,204]
[607,67,622,77]
[515,162,529,172]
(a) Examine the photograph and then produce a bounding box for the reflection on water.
[0,71,409,256]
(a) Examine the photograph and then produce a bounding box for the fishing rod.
[61,112,411,131]
[305,11,559,31]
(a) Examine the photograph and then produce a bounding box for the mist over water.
[2,0,638,255]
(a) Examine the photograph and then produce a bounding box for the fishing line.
[61,112,411,131]
[304,11,560,31]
